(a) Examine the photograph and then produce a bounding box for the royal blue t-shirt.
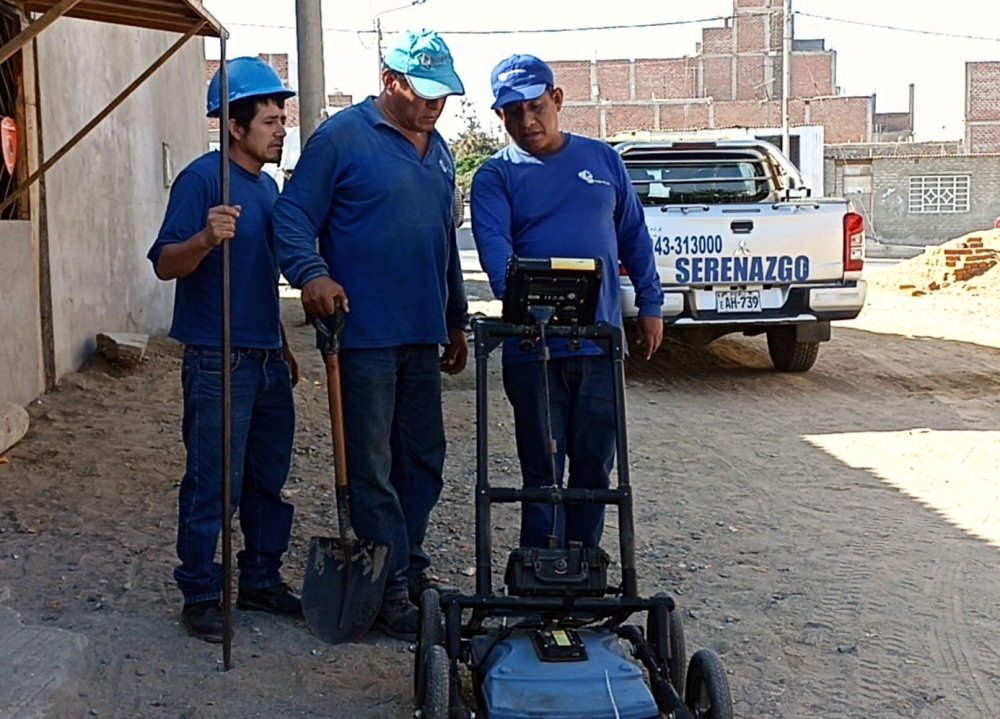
[147,151,282,349]
[272,97,467,349]
[471,133,663,364]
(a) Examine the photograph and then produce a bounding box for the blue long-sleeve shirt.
[272,97,468,349]
[471,133,663,363]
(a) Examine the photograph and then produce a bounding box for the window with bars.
[0,8,24,220]
[908,175,970,214]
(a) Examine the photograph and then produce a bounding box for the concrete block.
[0,401,29,454]
[95,332,148,366]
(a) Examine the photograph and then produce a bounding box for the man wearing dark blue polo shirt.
[273,29,468,640]
[149,58,303,643]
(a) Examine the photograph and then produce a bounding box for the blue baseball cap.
[384,29,465,100]
[490,54,554,110]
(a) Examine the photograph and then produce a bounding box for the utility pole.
[782,0,792,157]
[296,0,327,142]
[374,0,427,92]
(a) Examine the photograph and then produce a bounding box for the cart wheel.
[647,598,686,691]
[423,645,449,719]
[684,649,733,719]
[414,589,443,707]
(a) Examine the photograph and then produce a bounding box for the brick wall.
[701,27,732,55]
[634,58,696,99]
[735,55,767,100]
[606,105,656,135]
[560,105,601,137]
[735,13,767,53]
[807,96,871,143]
[791,53,835,98]
[703,56,732,100]
[966,61,1000,121]
[965,61,1000,153]
[597,60,632,102]
[549,60,592,101]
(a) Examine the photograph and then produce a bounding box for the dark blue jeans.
[175,346,295,604]
[502,355,615,549]
[339,345,446,602]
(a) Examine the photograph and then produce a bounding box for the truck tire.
[766,327,820,372]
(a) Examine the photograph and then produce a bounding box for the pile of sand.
[870,229,1000,298]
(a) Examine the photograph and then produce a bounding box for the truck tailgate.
[643,201,848,287]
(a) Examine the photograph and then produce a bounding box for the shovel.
[301,312,390,643]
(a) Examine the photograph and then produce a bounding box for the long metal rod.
[219,32,233,672]
[0,20,205,216]
[782,0,792,156]
[474,321,493,598]
[0,0,86,67]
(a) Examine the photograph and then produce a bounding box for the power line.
[795,11,1000,43]
[221,15,729,35]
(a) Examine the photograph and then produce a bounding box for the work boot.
[236,582,303,617]
[374,596,419,641]
[407,571,459,606]
[182,600,224,643]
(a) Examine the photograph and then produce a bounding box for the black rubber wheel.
[424,644,449,719]
[414,588,443,707]
[684,649,734,719]
[647,598,686,691]
[766,326,820,372]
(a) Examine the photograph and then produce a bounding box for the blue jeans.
[175,346,295,604]
[502,356,615,549]
[339,345,446,602]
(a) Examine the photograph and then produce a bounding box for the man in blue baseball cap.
[273,30,468,641]
[148,57,302,643]
[472,54,664,552]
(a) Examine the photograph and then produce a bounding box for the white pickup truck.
[616,138,867,372]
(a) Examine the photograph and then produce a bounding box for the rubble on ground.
[870,230,1000,298]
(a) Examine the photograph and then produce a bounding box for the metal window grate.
[0,11,22,220]
[908,175,970,214]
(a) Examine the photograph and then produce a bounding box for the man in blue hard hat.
[472,54,664,551]
[148,57,303,643]
[273,29,468,641]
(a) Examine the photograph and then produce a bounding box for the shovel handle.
[314,312,354,540]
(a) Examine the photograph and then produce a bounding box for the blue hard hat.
[206,56,295,118]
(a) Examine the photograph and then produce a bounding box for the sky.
[200,0,1000,143]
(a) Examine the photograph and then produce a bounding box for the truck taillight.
[619,262,629,276]
[844,212,864,272]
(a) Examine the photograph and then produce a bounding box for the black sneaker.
[182,600,224,643]
[374,596,419,641]
[236,582,303,617]
[407,571,459,605]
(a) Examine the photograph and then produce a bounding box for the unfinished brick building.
[550,0,906,145]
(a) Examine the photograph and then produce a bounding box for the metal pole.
[219,31,234,672]
[295,0,327,142]
[375,16,383,91]
[782,0,792,157]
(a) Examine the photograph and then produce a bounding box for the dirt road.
[1,282,998,718]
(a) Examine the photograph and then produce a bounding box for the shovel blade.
[301,535,390,644]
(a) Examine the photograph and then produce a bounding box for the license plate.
[715,290,761,313]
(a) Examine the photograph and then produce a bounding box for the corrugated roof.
[13,0,223,37]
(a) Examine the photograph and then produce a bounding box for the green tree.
[450,99,502,194]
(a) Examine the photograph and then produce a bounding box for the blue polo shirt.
[272,97,467,349]
[471,133,663,365]
[147,151,282,349]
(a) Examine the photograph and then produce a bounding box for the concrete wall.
[37,20,206,379]
[826,153,1000,245]
[0,222,42,405]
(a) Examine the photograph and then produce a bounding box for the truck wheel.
[766,327,820,372]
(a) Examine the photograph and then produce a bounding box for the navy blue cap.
[490,54,554,110]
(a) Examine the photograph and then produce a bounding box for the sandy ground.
[2,254,999,719]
